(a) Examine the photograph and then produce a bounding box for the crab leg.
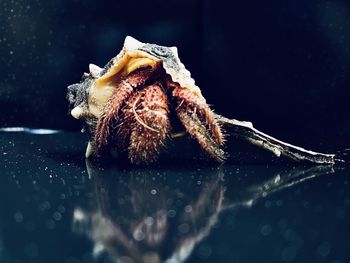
[94,67,153,152]
[172,86,226,162]
[120,83,170,164]
[176,107,226,162]
[172,85,224,145]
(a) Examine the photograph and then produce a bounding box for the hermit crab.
[67,36,225,164]
[67,36,336,165]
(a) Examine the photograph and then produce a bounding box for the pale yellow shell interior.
[88,53,160,118]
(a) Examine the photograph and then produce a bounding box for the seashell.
[67,36,224,163]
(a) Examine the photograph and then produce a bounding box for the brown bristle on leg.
[94,81,133,151]
[172,86,224,146]
[116,88,143,150]
[94,67,154,153]
[176,105,226,162]
[126,83,170,164]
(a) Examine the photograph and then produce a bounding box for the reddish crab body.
[67,36,225,164]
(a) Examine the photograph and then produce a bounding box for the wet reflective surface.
[1,132,350,263]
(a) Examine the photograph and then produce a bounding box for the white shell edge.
[124,36,143,51]
[89,64,102,78]
[71,106,84,119]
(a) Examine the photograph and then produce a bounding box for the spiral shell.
[67,36,202,157]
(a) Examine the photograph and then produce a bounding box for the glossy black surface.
[0,131,349,263]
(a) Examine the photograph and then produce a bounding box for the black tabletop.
[0,131,349,263]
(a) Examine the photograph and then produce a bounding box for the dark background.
[1,0,350,151]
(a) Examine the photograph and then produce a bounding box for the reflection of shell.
[67,36,201,122]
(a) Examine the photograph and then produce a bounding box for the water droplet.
[281,246,297,262]
[53,211,62,221]
[283,229,297,242]
[260,224,272,236]
[178,223,190,234]
[197,244,212,259]
[58,205,66,213]
[45,219,56,230]
[14,211,23,223]
[264,200,271,208]
[150,189,157,195]
[39,201,51,211]
[133,230,145,241]
[185,205,192,213]
[24,243,38,258]
[144,217,154,226]
[318,241,331,257]
[25,221,36,232]
[168,210,176,218]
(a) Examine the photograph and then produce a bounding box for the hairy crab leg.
[172,86,225,162]
[176,107,226,162]
[94,67,153,152]
[120,83,170,164]
[172,85,224,146]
